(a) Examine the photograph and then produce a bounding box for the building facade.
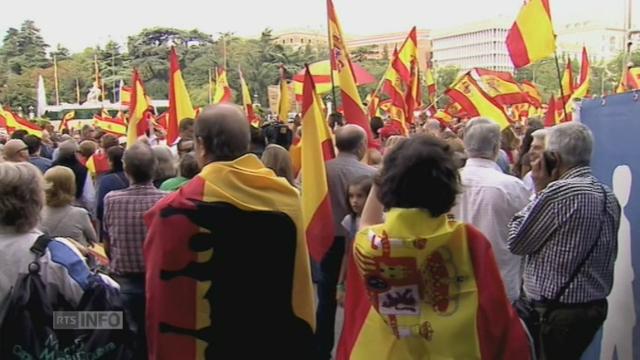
[556,21,627,62]
[346,29,432,71]
[431,18,514,73]
[273,30,326,50]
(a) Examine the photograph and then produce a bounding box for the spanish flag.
[238,67,259,126]
[212,68,233,104]
[144,153,315,359]
[0,108,43,137]
[392,26,418,85]
[616,67,640,93]
[366,91,381,118]
[120,85,132,106]
[472,68,530,106]
[506,0,556,68]
[59,111,75,132]
[94,115,127,137]
[521,81,542,108]
[571,47,590,101]
[382,47,408,134]
[327,0,375,145]
[301,64,336,263]
[425,67,436,104]
[86,149,111,178]
[126,69,151,148]
[277,65,291,124]
[561,58,574,101]
[405,65,422,124]
[337,210,532,359]
[544,95,557,127]
[445,73,511,129]
[168,47,196,145]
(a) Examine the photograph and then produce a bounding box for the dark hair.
[376,135,459,216]
[514,120,544,176]
[101,134,119,150]
[179,152,200,179]
[347,175,373,215]
[23,134,41,155]
[264,123,293,150]
[107,145,125,173]
[10,129,28,140]
[328,112,344,128]
[370,116,384,138]
[123,142,156,184]
[179,118,195,133]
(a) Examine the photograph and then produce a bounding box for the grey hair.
[424,119,441,133]
[0,162,44,233]
[531,129,547,142]
[463,118,501,160]
[152,145,177,181]
[546,122,593,168]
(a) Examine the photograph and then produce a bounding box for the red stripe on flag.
[541,0,551,17]
[336,249,369,360]
[306,194,335,263]
[466,225,532,359]
[445,89,481,118]
[321,138,335,161]
[506,24,531,69]
[340,89,376,147]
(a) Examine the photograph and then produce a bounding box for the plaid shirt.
[508,166,621,303]
[104,184,166,275]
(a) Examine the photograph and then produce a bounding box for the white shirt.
[451,158,530,301]
[522,171,535,195]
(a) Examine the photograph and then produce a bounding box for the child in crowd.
[336,175,373,306]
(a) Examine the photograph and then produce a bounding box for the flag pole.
[208,68,213,104]
[326,5,338,113]
[75,78,80,104]
[553,52,569,122]
[53,55,60,106]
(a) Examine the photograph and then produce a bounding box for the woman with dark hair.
[96,146,128,224]
[337,135,531,359]
[51,140,95,212]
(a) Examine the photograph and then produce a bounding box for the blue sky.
[0,0,636,52]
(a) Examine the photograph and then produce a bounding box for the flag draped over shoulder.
[301,64,335,263]
[445,72,511,129]
[327,0,375,145]
[0,108,43,137]
[337,209,532,359]
[144,154,316,359]
[168,47,196,145]
[212,68,233,104]
[126,69,151,148]
[506,0,556,68]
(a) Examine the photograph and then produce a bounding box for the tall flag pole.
[506,0,556,68]
[53,55,60,106]
[301,63,335,263]
[553,54,569,122]
[208,68,213,104]
[167,47,196,146]
[75,79,81,104]
[94,53,104,102]
[327,0,375,146]
[278,65,291,123]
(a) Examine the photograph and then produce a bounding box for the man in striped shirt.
[508,122,621,359]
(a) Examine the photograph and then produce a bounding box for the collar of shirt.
[336,152,359,161]
[464,158,502,172]
[559,166,591,180]
[128,183,156,190]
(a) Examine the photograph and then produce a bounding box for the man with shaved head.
[316,123,376,359]
[144,104,315,359]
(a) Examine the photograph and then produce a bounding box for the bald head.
[335,124,367,160]
[195,104,250,164]
[3,139,29,162]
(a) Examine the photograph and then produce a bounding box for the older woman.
[41,166,97,246]
[0,162,116,327]
[261,144,295,186]
[151,145,177,188]
[337,135,531,359]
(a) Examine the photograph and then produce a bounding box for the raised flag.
[445,73,511,129]
[120,85,132,105]
[278,65,291,124]
[616,66,640,93]
[567,47,591,111]
[126,69,151,147]
[167,47,196,145]
[561,58,574,100]
[238,67,259,126]
[94,115,127,137]
[0,108,43,137]
[301,64,335,263]
[471,68,529,106]
[59,111,75,132]
[521,81,543,108]
[327,0,375,146]
[426,67,437,104]
[405,64,422,124]
[366,91,380,118]
[382,48,408,134]
[506,0,556,68]
[392,26,418,84]
[212,68,233,104]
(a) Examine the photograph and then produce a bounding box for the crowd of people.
[0,106,621,359]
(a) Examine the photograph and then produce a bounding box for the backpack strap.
[28,235,53,274]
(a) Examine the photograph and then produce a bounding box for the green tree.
[50,44,71,61]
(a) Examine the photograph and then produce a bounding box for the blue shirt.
[29,156,52,173]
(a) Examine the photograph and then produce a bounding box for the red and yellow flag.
[366,91,380,118]
[168,47,196,145]
[120,85,131,106]
[561,58,574,100]
[126,69,151,148]
[277,65,291,124]
[0,108,43,137]
[382,48,408,134]
[301,64,336,263]
[59,111,75,132]
[616,66,640,93]
[472,68,530,106]
[506,0,556,68]
[392,26,418,84]
[212,68,233,104]
[238,67,259,127]
[94,115,127,137]
[327,0,375,145]
[425,67,437,104]
[405,64,422,125]
[521,81,542,108]
[544,96,556,127]
[445,73,511,129]
[337,210,532,359]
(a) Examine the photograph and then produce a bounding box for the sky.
[0,0,637,52]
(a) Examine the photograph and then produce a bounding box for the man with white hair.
[451,118,530,301]
[508,122,621,359]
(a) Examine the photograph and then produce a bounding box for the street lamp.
[28,105,34,120]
